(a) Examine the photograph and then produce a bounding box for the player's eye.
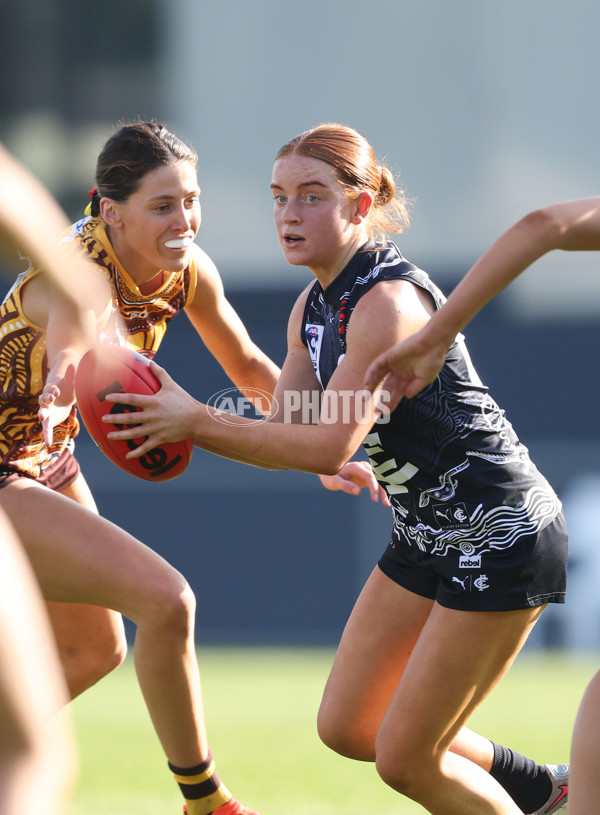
[305,194,319,203]
[273,194,287,204]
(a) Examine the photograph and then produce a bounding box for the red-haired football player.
[108,123,571,815]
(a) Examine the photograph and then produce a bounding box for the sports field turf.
[67,646,596,815]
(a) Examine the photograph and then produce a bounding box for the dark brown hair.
[276,123,410,243]
[89,121,197,216]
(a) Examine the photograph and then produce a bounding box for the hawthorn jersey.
[301,242,562,559]
[60,216,197,356]
[0,216,197,478]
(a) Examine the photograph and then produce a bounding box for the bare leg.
[569,668,600,815]
[451,727,494,771]
[0,480,208,767]
[44,472,127,698]
[0,509,76,815]
[318,567,542,814]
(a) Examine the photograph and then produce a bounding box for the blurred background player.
[0,142,82,815]
[364,195,600,815]
[104,123,570,815]
[0,510,75,815]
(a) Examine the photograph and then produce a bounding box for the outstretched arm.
[0,144,112,445]
[103,278,429,481]
[190,275,387,503]
[0,143,106,311]
[364,197,600,404]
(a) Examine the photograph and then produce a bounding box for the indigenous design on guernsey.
[301,241,561,558]
[60,216,197,357]
[0,216,197,479]
[0,261,76,477]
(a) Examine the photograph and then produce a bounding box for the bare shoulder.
[352,277,434,330]
[190,243,221,284]
[346,278,434,359]
[186,244,225,310]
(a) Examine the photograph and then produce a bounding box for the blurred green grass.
[67,647,597,815]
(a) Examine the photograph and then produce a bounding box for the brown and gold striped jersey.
[0,216,198,478]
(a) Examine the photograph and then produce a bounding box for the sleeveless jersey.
[0,216,197,478]
[60,216,197,355]
[301,242,561,558]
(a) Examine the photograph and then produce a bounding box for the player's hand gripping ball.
[75,345,193,481]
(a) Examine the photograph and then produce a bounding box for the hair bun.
[377,166,395,205]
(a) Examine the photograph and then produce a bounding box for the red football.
[75,345,193,481]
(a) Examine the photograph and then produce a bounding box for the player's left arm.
[183,247,280,409]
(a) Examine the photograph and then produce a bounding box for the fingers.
[364,355,389,391]
[104,392,152,409]
[38,384,60,408]
[376,376,407,414]
[360,468,380,503]
[38,387,60,447]
[39,410,54,448]
[378,484,391,508]
[339,479,362,497]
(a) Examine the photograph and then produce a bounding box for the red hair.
[276,123,410,243]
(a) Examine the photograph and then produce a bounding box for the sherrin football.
[75,344,193,481]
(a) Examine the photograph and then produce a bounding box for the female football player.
[362,196,600,815]
[106,123,571,814]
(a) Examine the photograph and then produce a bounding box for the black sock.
[489,742,551,814]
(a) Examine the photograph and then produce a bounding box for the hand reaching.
[38,385,72,448]
[318,460,390,506]
[364,329,448,411]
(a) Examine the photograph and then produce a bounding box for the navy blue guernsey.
[301,241,561,557]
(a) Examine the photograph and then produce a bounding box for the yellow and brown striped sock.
[169,749,231,815]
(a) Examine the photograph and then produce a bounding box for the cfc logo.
[433,501,470,530]
[452,574,490,592]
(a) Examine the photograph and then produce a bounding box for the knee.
[317,702,373,761]
[64,624,127,698]
[375,745,436,802]
[88,630,127,684]
[147,577,197,640]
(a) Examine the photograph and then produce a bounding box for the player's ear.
[99,198,123,227]
[351,192,373,225]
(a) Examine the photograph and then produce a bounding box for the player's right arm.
[268,293,389,503]
[365,196,600,404]
[20,260,112,447]
[0,143,115,444]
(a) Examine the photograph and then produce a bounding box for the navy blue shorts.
[378,511,568,611]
